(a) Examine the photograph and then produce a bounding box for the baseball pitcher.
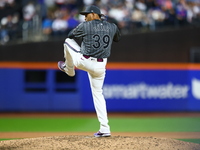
[58,5,121,137]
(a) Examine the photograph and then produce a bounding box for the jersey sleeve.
[68,22,86,39]
[113,23,121,42]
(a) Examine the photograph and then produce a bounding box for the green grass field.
[0,116,200,144]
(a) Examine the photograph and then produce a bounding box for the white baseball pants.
[63,38,110,133]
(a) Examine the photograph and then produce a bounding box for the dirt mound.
[0,135,200,150]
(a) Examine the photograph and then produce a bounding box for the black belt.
[83,55,103,62]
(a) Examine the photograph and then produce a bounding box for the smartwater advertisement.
[103,70,200,111]
[81,69,200,111]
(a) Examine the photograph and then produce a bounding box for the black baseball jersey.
[68,19,121,58]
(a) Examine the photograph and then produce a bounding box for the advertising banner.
[81,69,200,112]
[104,70,189,111]
[188,71,200,111]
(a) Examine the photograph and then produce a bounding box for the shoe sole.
[94,133,111,138]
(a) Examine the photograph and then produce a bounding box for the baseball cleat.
[58,61,75,77]
[94,131,111,137]
[58,61,66,72]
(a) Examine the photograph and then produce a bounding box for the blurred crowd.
[0,0,200,45]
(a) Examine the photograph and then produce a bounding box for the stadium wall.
[0,62,200,112]
[0,27,200,63]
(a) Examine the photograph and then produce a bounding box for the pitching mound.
[0,136,200,150]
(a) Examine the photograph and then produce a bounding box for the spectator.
[108,2,130,32]
[131,0,148,29]
[23,1,36,21]
[51,8,69,36]
[42,11,53,37]
[83,0,94,6]
[44,0,55,9]
[147,7,166,30]
[5,14,19,39]
[162,0,176,26]
[186,0,200,24]
[67,9,80,30]
[131,6,148,29]
[175,0,188,26]
[55,0,66,7]
[0,17,9,44]
[0,0,21,44]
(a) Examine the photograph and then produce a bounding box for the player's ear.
[93,13,100,20]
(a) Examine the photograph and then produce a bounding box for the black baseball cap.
[80,5,102,16]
